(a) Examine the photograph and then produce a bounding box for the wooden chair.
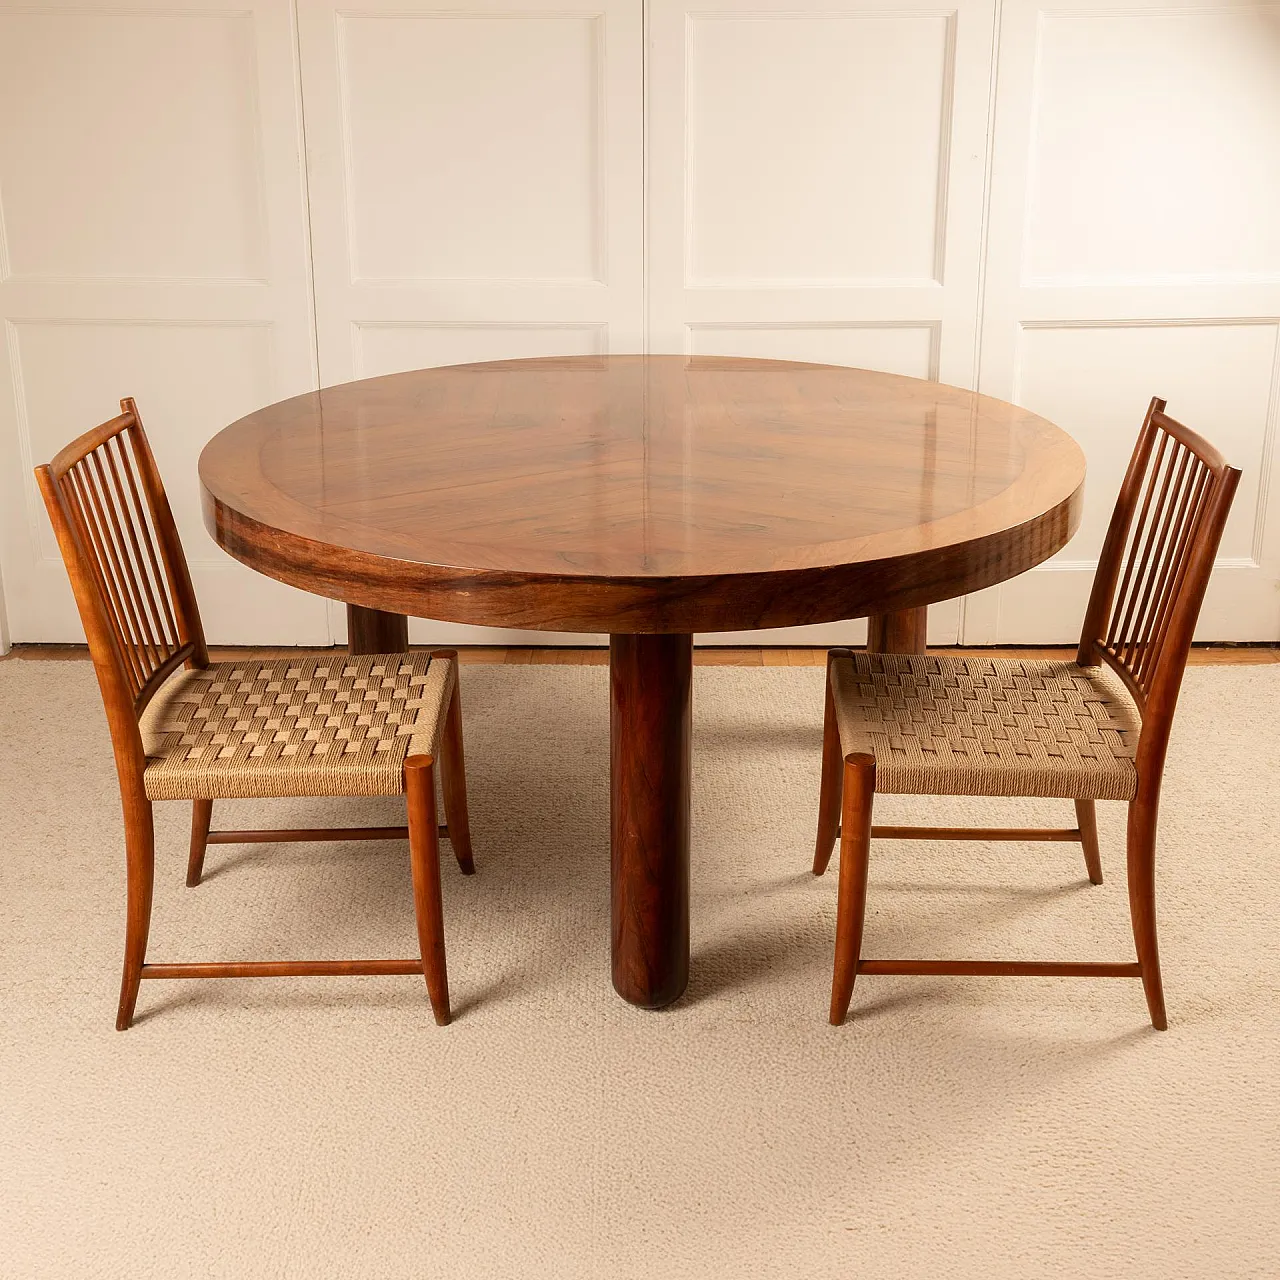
[36,399,475,1029]
[813,398,1240,1028]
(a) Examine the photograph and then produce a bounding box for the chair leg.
[813,666,843,876]
[437,674,475,875]
[116,799,155,1031]
[829,754,876,1025]
[1126,797,1167,1030]
[1075,798,1104,885]
[405,757,450,1026]
[187,798,213,887]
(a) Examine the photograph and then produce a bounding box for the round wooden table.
[200,355,1086,1009]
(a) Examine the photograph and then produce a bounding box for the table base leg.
[347,605,409,655]
[610,633,692,1008]
[867,607,928,654]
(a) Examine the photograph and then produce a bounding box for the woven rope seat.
[140,653,455,801]
[829,651,1141,801]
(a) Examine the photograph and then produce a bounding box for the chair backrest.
[1077,398,1240,754]
[35,400,208,738]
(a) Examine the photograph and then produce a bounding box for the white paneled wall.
[1,0,1278,645]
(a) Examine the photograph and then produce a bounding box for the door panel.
[299,0,641,646]
[648,0,999,646]
[969,0,1280,643]
[0,0,324,645]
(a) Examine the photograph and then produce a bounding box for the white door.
[298,0,643,646]
[646,0,998,644]
[967,0,1280,644]
[0,0,325,645]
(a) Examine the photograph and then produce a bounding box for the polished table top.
[200,356,1086,634]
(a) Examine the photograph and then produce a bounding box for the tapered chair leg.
[830,754,876,1025]
[187,798,213,887]
[116,800,156,1031]
[813,665,844,876]
[405,756,450,1026]
[1126,798,1167,1030]
[436,668,475,876]
[1075,798,1104,886]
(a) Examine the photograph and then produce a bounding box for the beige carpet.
[1,659,1278,1279]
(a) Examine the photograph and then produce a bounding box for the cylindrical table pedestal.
[609,633,693,1008]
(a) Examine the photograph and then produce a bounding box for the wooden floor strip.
[4,642,1277,666]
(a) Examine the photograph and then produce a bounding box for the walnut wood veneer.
[200,355,1087,1009]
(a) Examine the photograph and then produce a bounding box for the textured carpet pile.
[1,659,1277,1278]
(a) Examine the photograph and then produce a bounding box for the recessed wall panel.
[1026,11,1280,282]
[687,14,951,285]
[11,320,275,564]
[355,323,605,379]
[1016,322,1278,565]
[340,15,601,282]
[0,11,266,281]
[688,324,935,379]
